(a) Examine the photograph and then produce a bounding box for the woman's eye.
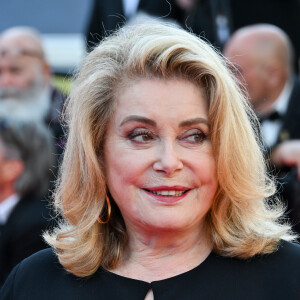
[134,134,152,142]
[128,130,155,143]
[183,131,207,143]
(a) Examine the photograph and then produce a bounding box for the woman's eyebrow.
[120,115,156,127]
[179,117,209,127]
[120,116,208,127]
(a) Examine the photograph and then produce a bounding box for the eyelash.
[127,129,207,144]
[128,129,156,143]
[184,131,207,143]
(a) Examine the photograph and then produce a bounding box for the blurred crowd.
[0,27,66,286]
[0,0,300,287]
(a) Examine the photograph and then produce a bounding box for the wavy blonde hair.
[45,21,295,277]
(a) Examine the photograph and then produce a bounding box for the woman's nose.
[153,142,183,176]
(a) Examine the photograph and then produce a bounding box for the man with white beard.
[0,26,65,155]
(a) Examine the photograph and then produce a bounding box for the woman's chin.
[135,215,203,234]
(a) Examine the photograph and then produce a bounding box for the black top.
[1,240,300,300]
[0,195,53,287]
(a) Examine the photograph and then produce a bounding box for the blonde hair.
[45,22,295,277]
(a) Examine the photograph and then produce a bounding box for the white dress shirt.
[0,194,20,225]
[122,0,140,19]
[261,79,293,147]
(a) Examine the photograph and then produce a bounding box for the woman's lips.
[143,186,191,204]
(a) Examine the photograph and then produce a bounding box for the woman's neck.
[110,224,212,282]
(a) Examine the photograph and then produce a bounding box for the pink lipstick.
[143,186,191,204]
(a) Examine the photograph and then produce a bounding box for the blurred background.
[0,0,93,92]
[0,0,300,287]
[2,0,300,88]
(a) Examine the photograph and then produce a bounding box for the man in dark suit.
[0,26,66,157]
[224,24,300,234]
[174,0,300,69]
[230,0,300,72]
[0,119,54,287]
[174,0,233,50]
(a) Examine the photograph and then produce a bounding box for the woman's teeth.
[147,190,188,196]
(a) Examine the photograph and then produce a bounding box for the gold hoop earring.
[97,195,111,224]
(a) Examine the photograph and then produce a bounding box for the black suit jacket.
[278,77,300,142]
[46,86,66,158]
[230,0,300,72]
[181,0,233,50]
[86,0,184,50]
[0,194,53,287]
[272,77,300,234]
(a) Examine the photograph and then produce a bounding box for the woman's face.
[104,78,217,233]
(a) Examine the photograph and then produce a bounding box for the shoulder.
[0,248,97,299]
[258,240,300,274]
[205,241,300,298]
[237,240,300,272]
[275,239,300,259]
[212,240,300,270]
[0,248,123,299]
[252,241,300,294]
[0,248,63,299]
[19,247,58,268]
[6,248,61,283]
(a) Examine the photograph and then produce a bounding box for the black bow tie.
[259,111,281,123]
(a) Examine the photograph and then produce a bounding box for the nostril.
[153,159,183,175]
[153,143,183,175]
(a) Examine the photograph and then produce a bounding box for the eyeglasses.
[0,48,43,59]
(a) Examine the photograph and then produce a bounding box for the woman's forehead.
[110,77,209,127]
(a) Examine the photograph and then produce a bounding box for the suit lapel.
[276,77,300,144]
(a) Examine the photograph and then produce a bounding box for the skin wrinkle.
[43,23,294,285]
[104,78,216,282]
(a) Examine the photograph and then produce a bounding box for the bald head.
[225,24,293,73]
[0,26,45,59]
[0,26,50,96]
[224,24,294,113]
